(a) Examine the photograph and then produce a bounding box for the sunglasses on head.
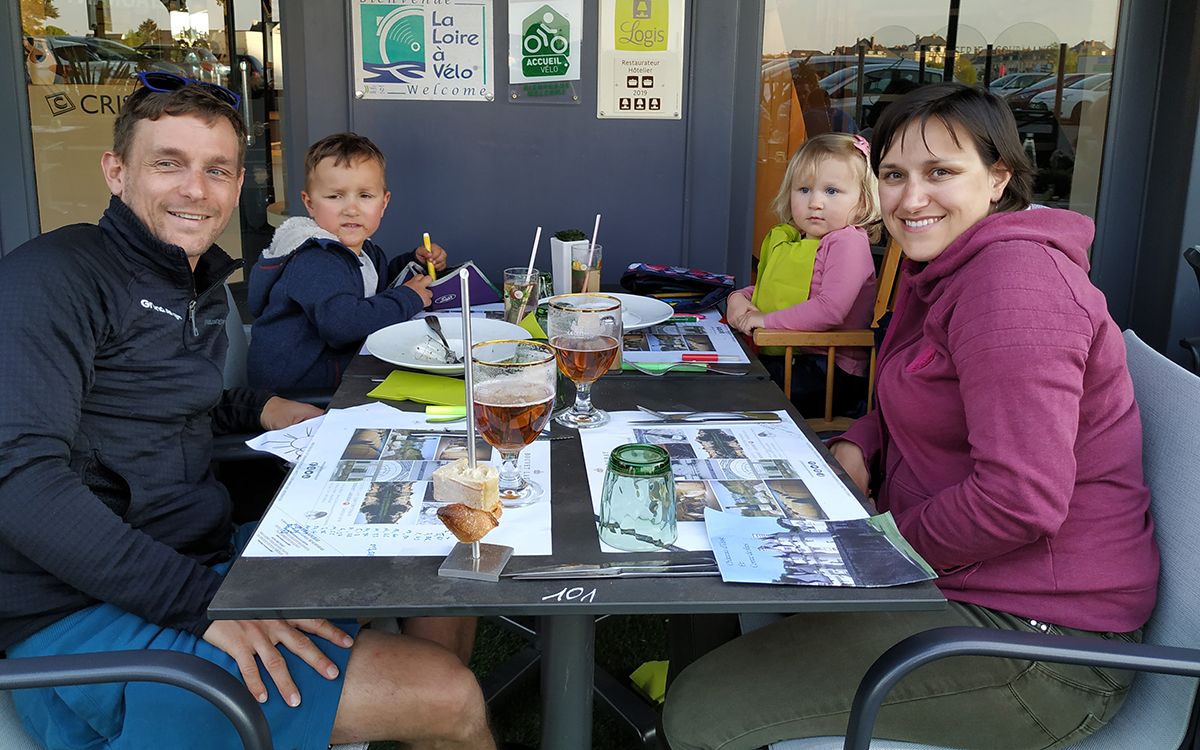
[136,71,242,110]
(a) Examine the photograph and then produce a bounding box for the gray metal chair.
[1180,247,1200,373]
[0,650,272,749]
[771,330,1200,750]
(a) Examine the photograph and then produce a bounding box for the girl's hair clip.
[851,134,871,160]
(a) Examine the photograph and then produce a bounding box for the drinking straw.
[458,267,479,561]
[423,232,437,280]
[513,226,542,324]
[585,214,601,292]
[525,226,541,278]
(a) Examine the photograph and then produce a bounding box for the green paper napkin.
[519,311,547,339]
[367,370,465,406]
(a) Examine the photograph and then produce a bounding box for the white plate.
[365,316,531,374]
[544,292,673,331]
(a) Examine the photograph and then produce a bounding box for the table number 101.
[541,586,598,603]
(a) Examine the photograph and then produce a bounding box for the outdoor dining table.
[209,342,945,750]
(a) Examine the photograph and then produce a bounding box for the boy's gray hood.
[261,216,340,259]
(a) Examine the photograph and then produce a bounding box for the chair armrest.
[752,329,875,348]
[1179,337,1200,374]
[0,650,272,750]
[843,626,1200,750]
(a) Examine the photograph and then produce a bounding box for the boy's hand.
[260,396,324,431]
[415,242,447,271]
[404,275,434,307]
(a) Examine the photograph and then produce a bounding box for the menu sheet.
[242,407,552,558]
[705,510,935,587]
[621,317,750,364]
[578,411,866,553]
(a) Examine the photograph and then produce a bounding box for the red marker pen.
[682,353,719,362]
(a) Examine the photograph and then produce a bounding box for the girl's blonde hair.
[771,133,882,243]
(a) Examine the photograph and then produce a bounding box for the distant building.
[1073,39,1114,74]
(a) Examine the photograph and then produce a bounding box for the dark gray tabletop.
[209,363,944,621]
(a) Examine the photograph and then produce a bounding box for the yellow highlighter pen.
[422,232,437,280]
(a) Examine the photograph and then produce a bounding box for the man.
[0,78,494,749]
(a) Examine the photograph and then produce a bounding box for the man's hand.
[403,274,434,307]
[203,619,353,706]
[260,396,324,431]
[830,440,871,498]
[414,241,448,272]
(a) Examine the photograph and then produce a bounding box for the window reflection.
[757,0,1121,261]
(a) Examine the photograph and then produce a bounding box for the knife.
[631,406,781,423]
[629,413,781,424]
[506,560,720,579]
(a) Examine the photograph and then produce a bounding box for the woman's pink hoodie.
[839,208,1158,633]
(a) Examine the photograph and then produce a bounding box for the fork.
[626,362,747,377]
[424,316,462,364]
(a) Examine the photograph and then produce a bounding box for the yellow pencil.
[422,232,437,280]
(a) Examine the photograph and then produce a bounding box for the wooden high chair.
[752,238,904,433]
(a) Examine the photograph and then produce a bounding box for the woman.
[663,83,1159,750]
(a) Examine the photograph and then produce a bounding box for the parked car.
[137,43,223,83]
[1006,73,1087,110]
[34,35,182,83]
[988,72,1048,99]
[820,60,945,127]
[1030,73,1111,122]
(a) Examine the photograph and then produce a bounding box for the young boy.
[247,132,447,391]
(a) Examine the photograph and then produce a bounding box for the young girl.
[727,132,882,417]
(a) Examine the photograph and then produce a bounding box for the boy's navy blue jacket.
[247,217,426,391]
[0,197,271,650]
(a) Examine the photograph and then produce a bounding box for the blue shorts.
[8,527,361,750]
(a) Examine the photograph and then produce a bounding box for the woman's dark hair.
[870,83,1033,213]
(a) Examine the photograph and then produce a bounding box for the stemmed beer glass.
[548,294,623,429]
[471,340,557,506]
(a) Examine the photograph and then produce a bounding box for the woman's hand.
[830,440,870,497]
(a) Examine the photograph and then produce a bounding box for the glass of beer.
[471,339,557,506]
[548,294,623,429]
[503,267,540,325]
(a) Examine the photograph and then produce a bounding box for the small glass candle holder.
[598,444,677,551]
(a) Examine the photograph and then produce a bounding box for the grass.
[369,614,669,749]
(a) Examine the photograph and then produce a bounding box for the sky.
[764,0,1122,54]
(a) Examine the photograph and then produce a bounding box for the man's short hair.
[113,84,247,169]
[304,133,388,191]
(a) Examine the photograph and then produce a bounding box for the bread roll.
[437,502,502,543]
[432,459,500,509]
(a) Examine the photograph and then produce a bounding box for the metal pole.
[943,0,960,82]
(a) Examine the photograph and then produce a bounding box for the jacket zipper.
[185,261,242,342]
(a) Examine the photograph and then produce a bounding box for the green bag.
[750,224,820,355]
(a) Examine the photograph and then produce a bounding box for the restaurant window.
[756,0,1121,267]
[19,0,284,275]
